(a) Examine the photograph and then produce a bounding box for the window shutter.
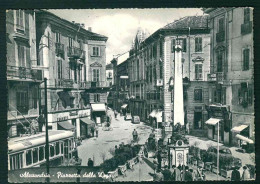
[20,10,23,27]
[248,86,253,105]
[182,38,187,52]
[16,10,20,27]
[238,88,241,105]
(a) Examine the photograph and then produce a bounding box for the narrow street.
[77,109,153,166]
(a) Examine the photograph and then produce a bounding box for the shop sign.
[57,116,68,121]
[70,111,78,117]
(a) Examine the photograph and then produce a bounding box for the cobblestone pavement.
[77,109,153,166]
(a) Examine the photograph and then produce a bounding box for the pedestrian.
[87,158,94,167]
[190,168,196,181]
[198,120,201,129]
[157,150,162,170]
[132,129,138,142]
[186,122,190,134]
[95,127,99,137]
[231,166,241,181]
[153,169,164,181]
[242,166,250,180]
[183,166,193,181]
[90,126,95,137]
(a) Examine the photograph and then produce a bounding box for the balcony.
[67,46,85,59]
[216,72,224,82]
[90,81,110,88]
[207,73,217,82]
[55,79,74,88]
[216,31,225,43]
[156,79,163,87]
[241,21,252,35]
[55,43,65,57]
[7,65,42,81]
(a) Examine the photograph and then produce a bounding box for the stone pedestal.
[168,140,189,167]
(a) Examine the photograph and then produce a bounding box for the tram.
[8,130,77,170]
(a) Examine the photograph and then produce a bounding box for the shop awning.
[121,104,128,109]
[155,111,163,123]
[81,117,95,125]
[205,118,222,125]
[120,76,128,79]
[57,121,75,130]
[235,134,254,144]
[91,104,106,112]
[231,125,249,133]
[149,110,157,118]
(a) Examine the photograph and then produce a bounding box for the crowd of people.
[231,166,251,181]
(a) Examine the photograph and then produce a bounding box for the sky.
[49,8,204,64]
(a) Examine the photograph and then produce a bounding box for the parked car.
[124,113,132,121]
[132,116,140,124]
[207,146,242,168]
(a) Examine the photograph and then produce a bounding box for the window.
[160,40,163,56]
[33,148,38,163]
[50,144,55,157]
[153,43,157,58]
[57,60,63,79]
[94,93,100,102]
[243,48,250,71]
[244,8,250,23]
[68,37,74,48]
[195,37,202,52]
[171,39,176,53]
[55,142,60,155]
[92,46,100,56]
[218,18,225,32]
[137,60,139,80]
[92,69,100,82]
[238,83,253,107]
[150,66,153,83]
[159,62,163,79]
[32,87,38,109]
[217,50,224,72]
[18,44,25,67]
[17,91,29,114]
[194,89,203,102]
[195,64,203,80]
[9,153,23,170]
[16,10,24,30]
[153,65,157,82]
[26,150,32,166]
[182,38,187,52]
[61,142,64,154]
[39,146,44,161]
[56,32,61,43]
[108,72,112,78]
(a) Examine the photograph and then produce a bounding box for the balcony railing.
[241,21,252,35]
[216,31,225,43]
[55,79,74,88]
[55,43,65,57]
[7,65,42,81]
[67,47,85,59]
[216,72,224,82]
[90,81,110,88]
[207,73,217,82]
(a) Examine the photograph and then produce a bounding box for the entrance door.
[194,112,202,129]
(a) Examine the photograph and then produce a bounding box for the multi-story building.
[106,63,114,108]
[204,8,254,146]
[35,10,108,138]
[7,10,43,137]
[128,17,211,135]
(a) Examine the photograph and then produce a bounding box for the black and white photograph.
[6,7,255,182]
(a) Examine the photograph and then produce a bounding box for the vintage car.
[131,116,140,124]
[124,113,132,121]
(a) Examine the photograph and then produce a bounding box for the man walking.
[132,129,138,142]
[242,166,250,180]
[231,166,241,181]
[183,166,193,181]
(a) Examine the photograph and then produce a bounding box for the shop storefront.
[91,104,107,126]
[121,104,128,116]
[205,105,231,145]
[80,117,95,138]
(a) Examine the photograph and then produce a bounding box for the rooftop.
[163,15,209,30]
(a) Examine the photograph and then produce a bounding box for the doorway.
[194,112,202,129]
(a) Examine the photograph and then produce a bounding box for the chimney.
[88,27,92,32]
[81,23,85,28]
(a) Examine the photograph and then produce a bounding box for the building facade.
[7,10,43,137]
[128,17,211,135]
[204,8,254,146]
[35,10,108,138]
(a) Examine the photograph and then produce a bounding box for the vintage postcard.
[7,8,255,182]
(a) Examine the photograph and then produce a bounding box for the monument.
[173,42,184,126]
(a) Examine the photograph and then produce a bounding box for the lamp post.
[44,78,50,183]
[217,121,219,180]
